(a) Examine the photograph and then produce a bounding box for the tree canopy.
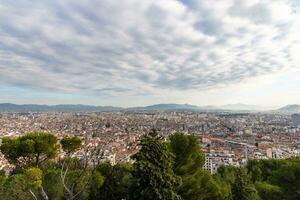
[60,136,82,156]
[129,133,182,200]
[0,132,59,168]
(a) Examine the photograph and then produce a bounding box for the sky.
[0,0,300,107]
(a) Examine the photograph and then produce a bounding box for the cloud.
[0,0,299,98]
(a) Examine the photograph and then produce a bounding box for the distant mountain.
[277,104,300,114]
[0,103,122,112]
[0,103,284,113]
[0,103,204,112]
[213,104,274,111]
[128,103,202,111]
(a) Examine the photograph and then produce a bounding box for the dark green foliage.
[93,162,132,200]
[60,136,82,156]
[0,173,32,200]
[255,182,283,200]
[247,159,283,182]
[88,171,105,200]
[247,160,263,182]
[179,170,230,200]
[0,132,59,168]
[170,132,229,200]
[267,161,300,199]
[170,132,205,175]
[231,168,260,200]
[129,133,182,200]
[247,158,300,200]
[96,161,113,176]
[43,169,64,200]
[216,165,237,185]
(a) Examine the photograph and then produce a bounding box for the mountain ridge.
[277,104,300,113]
[0,103,290,112]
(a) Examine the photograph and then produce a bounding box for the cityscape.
[1,0,300,199]
[1,109,300,175]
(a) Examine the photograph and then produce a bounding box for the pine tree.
[129,131,181,200]
[231,168,260,200]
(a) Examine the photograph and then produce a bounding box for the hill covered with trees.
[0,131,299,200]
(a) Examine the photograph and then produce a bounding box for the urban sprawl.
[1,111,300,174]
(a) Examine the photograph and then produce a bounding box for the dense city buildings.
[1,111,300,174]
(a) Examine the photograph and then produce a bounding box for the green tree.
[60,136,82,156]
[180,170,230,200]
[216,165,237,185]
[268,161,300,200]
[0,168,49,200]
[129,133,181,200]
[231,168,260,200]
[170,132,205,175]
[247,160,263,183]
[0,173,32,200]
[93,162,132,200]
[170,132,229,200]
[0,132,59,168]
[255,182,282,200]
[43,169,65,200]
[24,167,49,200]
[88,170,105,200]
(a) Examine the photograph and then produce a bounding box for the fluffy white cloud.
[0,0,299,103]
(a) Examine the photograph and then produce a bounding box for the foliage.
[231,168,260,200]
[179,170,230,200]
[170,132,205,175]
[88,171,105,200]
[170,132,229,200]
[129,133,182,200]
[43,169,64,200]
[0,132,59,168]
[246,158,300,200]
[0,173,32,200]
[60,136,82,156]
[255,182,283,200]
[24,167,43,189]
[216,165,237,185]
[92,162,132,200]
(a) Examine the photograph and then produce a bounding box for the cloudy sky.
[0,0,299,107]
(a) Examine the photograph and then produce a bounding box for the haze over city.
[0,0,300,107]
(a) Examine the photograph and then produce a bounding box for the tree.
[267,161,300,200]
[60,136,82,156]
[216,165,237,185]
[231,168,260,200]
[59,133,104,200]
[0,168,49,200]
[0,132,59,168]
[93,162,132,200]
[170,132,229,200]
[0,133,60,200]
[24,167,49,200]
[179,170,230,200]
[0,173,32,200]
[170,132,205,175]
[129,133,181,200]
[255,182,283,200]
[43,169,65,200]
[247,160,263,183]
